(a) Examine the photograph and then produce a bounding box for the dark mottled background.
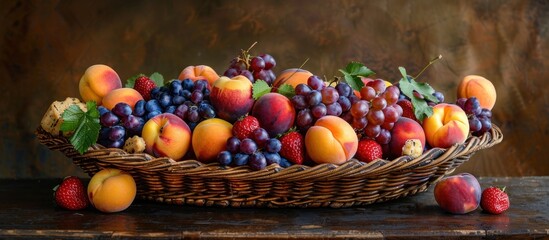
[1,0,547,178]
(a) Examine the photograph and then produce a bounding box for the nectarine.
[422,103,470,148]
[210,75,255,123]
[142,113,191,160]
[79,64,122,105]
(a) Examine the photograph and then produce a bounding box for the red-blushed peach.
[388,117,426,159]
[142,113,191,160]
[457,75,497,110]
[87,168,136,213]
[210,75,255,123]
[79,64,122,105]
[191,118,233,163]
[251,92,296,137]
[305,116,358,164]
[101,88,144,110]
[178,65,220,88]
[422,103,470,148]
[434,173,481,214]
[272,68,313,89]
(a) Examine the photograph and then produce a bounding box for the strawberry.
[481,186,510,214]
[134,75,157,100]
[396,99,418,122]
[355,139,382,163]
[279,131,305,165]
[232,115,260,140]
[53,176,89,210]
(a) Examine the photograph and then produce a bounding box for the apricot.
[305,116,358,164]
[457,75,497,110]
[79,64,122,105]
[142,113,191,160]
[423,103,470,148]
[178,65,220,88]
[101,88,144,110]
[388,117,426,159]
[192,118,233,163]
[272,68,313,88]
[87,168,136,213]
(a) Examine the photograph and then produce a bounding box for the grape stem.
[413,55,442,80]
[238,42,259,69]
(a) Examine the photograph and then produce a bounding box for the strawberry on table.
[355,139,382,163]
[133,75,157,101]
[279,130,305,165]
[53,176,89,210]
[480,186,510,214]
[232,115,260,140]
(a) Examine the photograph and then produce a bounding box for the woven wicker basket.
[36,124,503,208]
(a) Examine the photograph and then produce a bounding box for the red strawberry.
[396,99,418,122]
[355,139,382,163]
[232,115,260,140]
[53,176,89,210]
[134,75,157,100]
[279,131,305,165]
[481,186,510,214]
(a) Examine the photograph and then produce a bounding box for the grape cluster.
[217,127,291,170]
[456,97,493,136]
[97,103,145,148]
[133,79,215,130]
[223,53,277,84]
[291,76,357,132]
[345,79,403,145]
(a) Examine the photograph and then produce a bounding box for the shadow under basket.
[36,125,503,208]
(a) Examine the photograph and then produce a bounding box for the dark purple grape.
[174,104,189,120]
[264,152,281,165]
[172,95,185,105]
[112,102,132,117]
[469,115,482,132]
[456,98,468,109]
[364,123,381,138]
[266,70,276,83]
[133,100,146,117]
[479,108,492,119]
[194,80,208,92]
[464,97,481,115]
[150,87,162,100]
[251,128,270,147]
[181,89,192,99]
[146,110,161,120]
[326,102,342,116]
[224,68,239,78]
[122,115,144,136]
[240,70,254,82]
[250,56,265,72]
[165,105,176,114]
[230,59,247,71]
[279,157,292,168]
[248,152,267,170]
[433,91,445,103]
[181,79,194,91]
[291,95,308,110]
[265,138,282,153]
[108,125,126,141]
[226,136,241,153]
[97,106,109,116]
[335,82,352,97]
[100,112,120,127]
[107,139,125,149]
[366,110,385,125]
[478,116,492,133]
[375,128,391,145]
[296,109,313,128]
[187,107,200,122]
[382,106,399,123]
[240,138,257,154]
[307,75,324,90]
[145,99,162,112]
[198,103,215,119]
[190,90,203,104]
[158,93,172,108]
[311,103,327,119]
[352,117,368,130]
[170,80,182,96]
[217,151,233,166]
[253,69,269,83]
[260,53,276,70]
[99,127,110,141]
[233,153,249,166]
[351,100,370,118]
[321,86,339,105]
[295,84,312,96]
[338,96,352,112]
[306,90,322,106]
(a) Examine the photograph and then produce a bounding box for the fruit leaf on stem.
[276,84,295,98]
[338,62,375,91]
[398,67,439,121]
[60,101,101,154]
[252,80,271,100]
[125,72,165,88]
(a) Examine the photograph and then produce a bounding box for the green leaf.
[410,95,433,122]
[149,72,164,87]
[276,84,295,98]
[398,66,440,121]
[252,80,271,100]
[339,70,362,91]
[339,62,375,91]
[60,101,101,154]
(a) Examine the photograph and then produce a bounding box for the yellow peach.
[192,118,233,163]
[305,116,358,164]
[142,113,191,160]
[457,75,497,110]
[423,103,470,148]
[87,168,136,213]
[178,65,220,88]
[79,64,122,105]
[101,88,144,110]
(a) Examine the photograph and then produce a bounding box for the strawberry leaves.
[398,67,439,121]
[252,80,295,100]
[339,62,375,91]
[60,101,101,154]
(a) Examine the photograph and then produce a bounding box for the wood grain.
[0,0,547,177]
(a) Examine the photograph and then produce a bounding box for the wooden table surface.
[0,177,547,239]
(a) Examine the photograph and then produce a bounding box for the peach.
[101,88,144,110]
[178,65,220,88]
[79,64,122,105]
[87,168,136,213]
[434,173,481,214]
[251,92,296,137]
[272,68,313,89]
[422,103,470,148]
[305,116,358,164]
[192,118,233,163]
[388,117,426,159]
[142,113,191,160]
[210,75,255,123]
[457,75,497,110]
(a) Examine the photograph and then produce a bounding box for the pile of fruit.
[41,46,503,213]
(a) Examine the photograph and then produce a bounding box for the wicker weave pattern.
[36,125,503,208]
